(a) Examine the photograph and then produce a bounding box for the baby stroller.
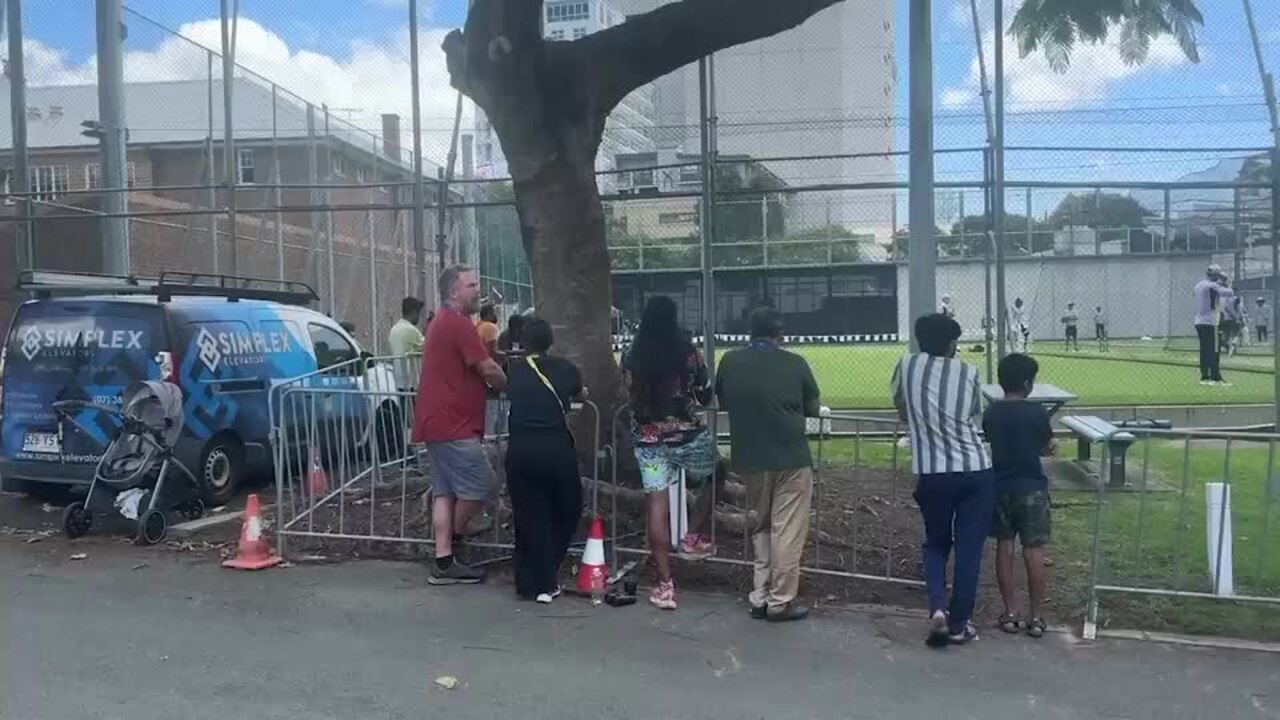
[54,381,206,545]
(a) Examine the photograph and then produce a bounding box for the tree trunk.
[510,146,625,465]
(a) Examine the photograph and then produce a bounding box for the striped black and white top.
[891,353,991,476]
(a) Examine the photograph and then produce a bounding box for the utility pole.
[7,0,32,272]
[408,0,427,300]
[220,0,239,275]
[95,0,130,275]
[993,0,1008,358]
[907,0,935,349]
[1241,0,1279,429]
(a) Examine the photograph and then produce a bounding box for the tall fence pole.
[992,0,1007,358]
[206,50,218,273]
[96,0,130,274]
[6,0,32,273]
[698,55,718,372]
[272,84,284,280]
[982,148,993,382]
[306,103,320,294]
[907,0,936,349]
[323,105,335,316]
[408,0,427,299]
[220,0,239,275]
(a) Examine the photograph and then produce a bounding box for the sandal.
[998,612,1022,634]
[1026,617,1046,639]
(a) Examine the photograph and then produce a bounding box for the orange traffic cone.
[306,447,329,496]
[222,493,284,570]
[576,516,609,596]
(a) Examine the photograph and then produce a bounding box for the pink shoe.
[648,579,678,610]
[679,533,715,559]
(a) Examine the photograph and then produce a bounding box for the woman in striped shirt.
[891,313,994,648]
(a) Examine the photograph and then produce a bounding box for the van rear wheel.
[199,437,244,506]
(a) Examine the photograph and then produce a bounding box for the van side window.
[308,323,357,371]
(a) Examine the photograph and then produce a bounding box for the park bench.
[1060,415,1137,489]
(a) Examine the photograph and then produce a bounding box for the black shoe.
[428,560,485,585]
[749,604,767,620]
[766,603,811,622]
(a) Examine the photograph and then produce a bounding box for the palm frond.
[1009,0,1203,73]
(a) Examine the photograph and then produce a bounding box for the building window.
[679,165,701,185]
[28,165,70,201]
[546,1,589,23]
[630,168,654,188]
[548,29,565,40]
[331,153,346,178]
[237,149,256,184]
[85,162,138,190]
[659,211,697,225]
[573,28,586,39]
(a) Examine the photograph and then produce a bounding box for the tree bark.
[442,0,850,475]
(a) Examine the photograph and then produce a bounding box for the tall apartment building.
[614,0,898,239]
[472,0,657,186]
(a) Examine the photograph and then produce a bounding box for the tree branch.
[583,0,845,113]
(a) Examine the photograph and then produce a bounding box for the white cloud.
[941,28,1191,110]
[24,16,468,164]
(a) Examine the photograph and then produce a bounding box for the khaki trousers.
[743,467,814,610]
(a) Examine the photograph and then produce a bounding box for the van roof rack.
[155,272,319,305]
[18,270,319,306]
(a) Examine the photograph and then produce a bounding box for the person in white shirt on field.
[1009,298,1031,353]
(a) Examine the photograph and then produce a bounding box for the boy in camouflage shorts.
[982,354,1054,638]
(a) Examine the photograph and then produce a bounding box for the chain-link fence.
[1,0,1277,413]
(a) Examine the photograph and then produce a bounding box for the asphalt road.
[1,533,1278,720]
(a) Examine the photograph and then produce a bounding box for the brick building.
[1,78,456,352]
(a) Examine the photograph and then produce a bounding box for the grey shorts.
[425,439,498,502]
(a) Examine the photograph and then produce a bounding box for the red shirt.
[412,306,490,443]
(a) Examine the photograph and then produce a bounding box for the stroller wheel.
[61,501,92,538]
[135,510,168,545]
[176,499,205,522]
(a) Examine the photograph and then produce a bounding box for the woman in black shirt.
[504,318,585,603]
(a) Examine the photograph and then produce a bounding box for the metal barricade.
[267,359,603,562]
[605,405,924,591]
[1083,426,1280,639]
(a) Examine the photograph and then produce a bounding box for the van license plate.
[22,432,61,454]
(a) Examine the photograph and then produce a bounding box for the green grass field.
[769,343,1275,409]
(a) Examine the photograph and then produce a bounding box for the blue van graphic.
[0,271,403,504]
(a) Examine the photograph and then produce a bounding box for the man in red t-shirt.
[413,265,508,585]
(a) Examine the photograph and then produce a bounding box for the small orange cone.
[306,447,329,496]
[576,516,609,596]
[222,493,283,570]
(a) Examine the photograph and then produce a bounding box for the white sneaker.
[1200,380,1216,386]
[535,593,554,604]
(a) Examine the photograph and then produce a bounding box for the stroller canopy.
[122,380,185,448]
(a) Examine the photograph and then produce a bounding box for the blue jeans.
[915,469,995,633]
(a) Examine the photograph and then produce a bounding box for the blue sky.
[16,0,1280,191]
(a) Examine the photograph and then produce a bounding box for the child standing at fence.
[982,353,1054,639]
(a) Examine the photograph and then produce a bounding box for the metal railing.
[1083,426,1280,639]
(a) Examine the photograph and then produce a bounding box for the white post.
[1205,482,1235,596]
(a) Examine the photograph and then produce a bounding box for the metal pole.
[306,103,320,293]
[220,0,238,275]
[992,0,1007,358]
[437,91,464,273]
[96,0,129,274]
[7,0,33,272]
[408,0,427,299]
[367,207,378,353]
[206,50,218,273]
[1163,188,1172,254]
[1025,187,1032,251]
[982,149,993,382]
[1242,0,1280,429]
[967,0,994,143]
[907,0,936,350]
[323,105,335,316]
[698,55,717,373]
[273,84,283,280]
